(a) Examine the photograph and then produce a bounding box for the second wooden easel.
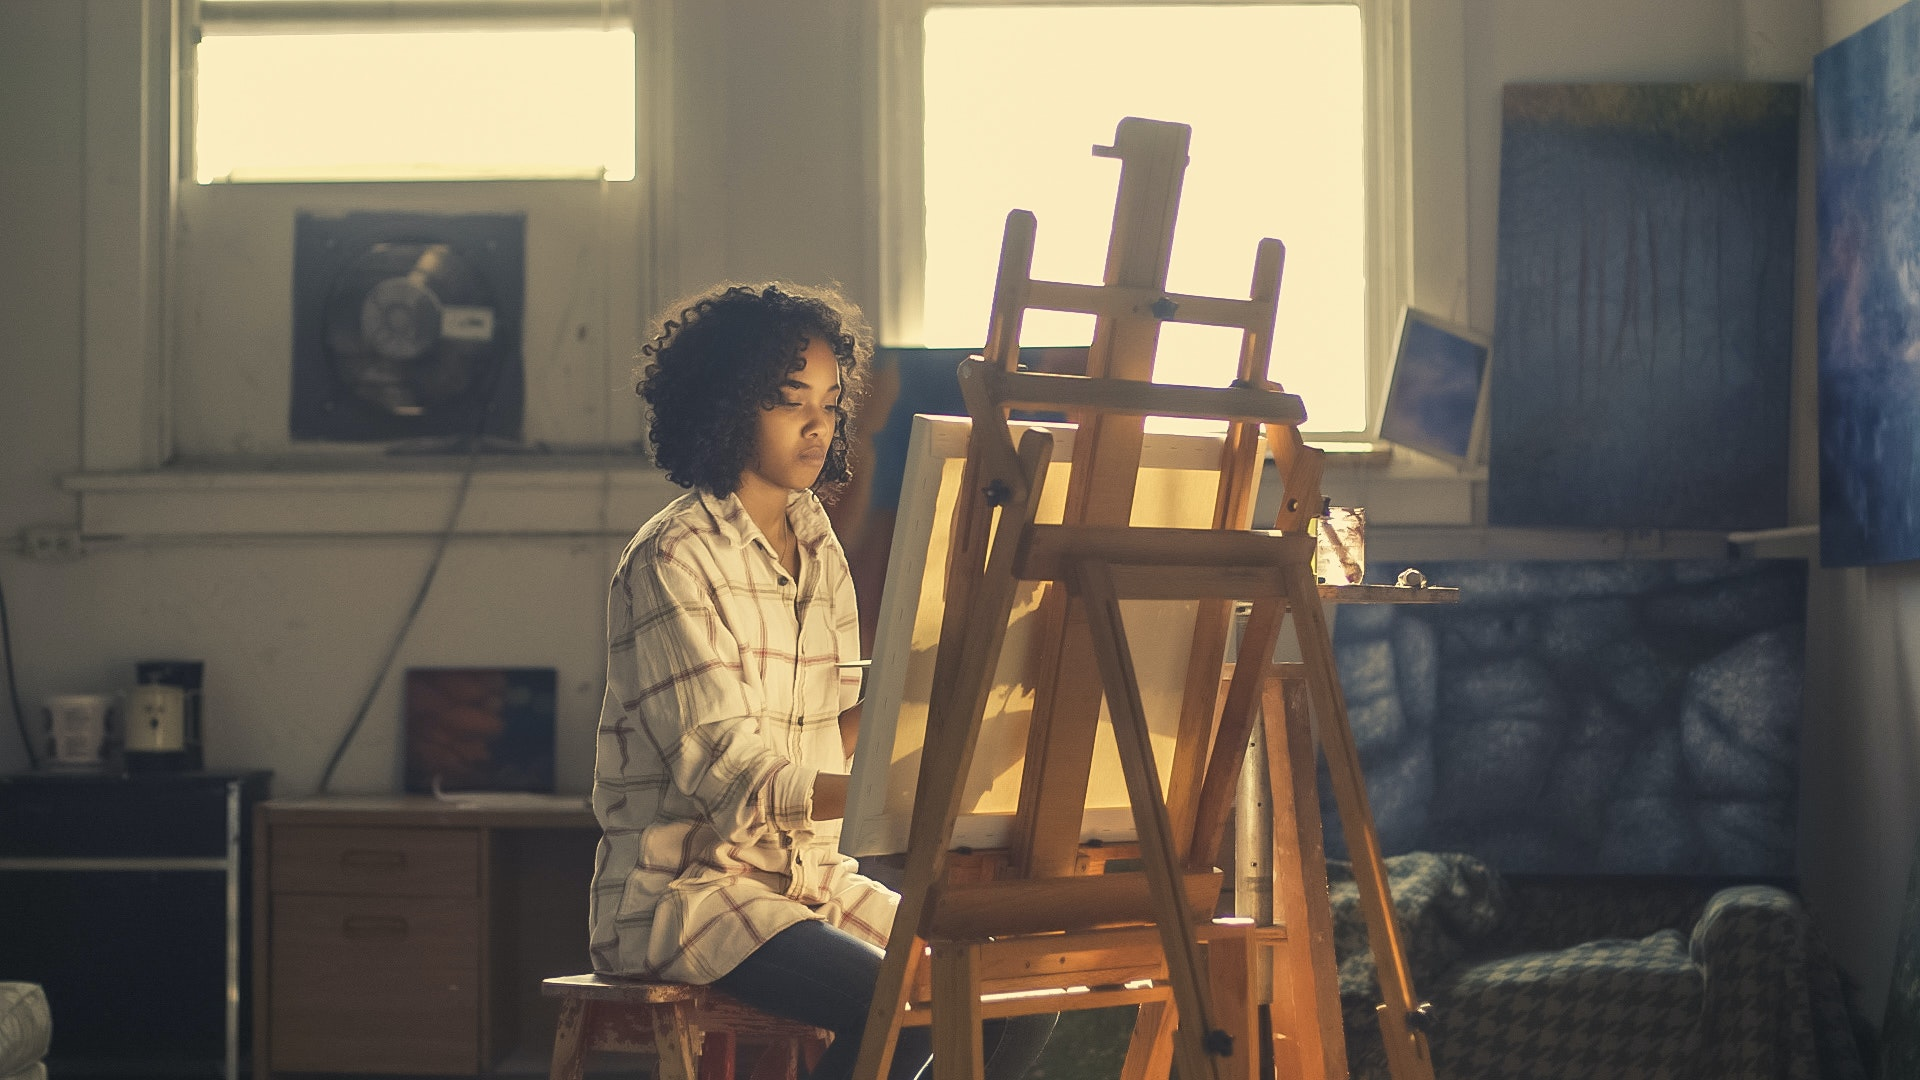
[850,118,1441,1080]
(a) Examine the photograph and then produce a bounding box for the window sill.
[62,441,1483,541]
[62,457,685,539]
[1310,440,1487,480]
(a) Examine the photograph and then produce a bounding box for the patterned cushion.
[1690,885,1862,1080]
[1331,855,1868,1080]
[0,983,49,1076]
[1430,932,1704,1080]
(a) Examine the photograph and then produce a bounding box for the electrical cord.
[1,573,39,770]
[314,444,480,794]
[314,313,511,794]
[314,219,607,794]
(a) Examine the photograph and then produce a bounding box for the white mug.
[125,683,187,753]
[42,694,114,768]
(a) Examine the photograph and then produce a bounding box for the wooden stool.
[543,975,831,1080]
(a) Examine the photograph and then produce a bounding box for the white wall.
[2,0,1914,1032]
[0,0,875,798]
[0,5,87,550]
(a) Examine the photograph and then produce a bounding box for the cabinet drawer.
[269,894,481,1074]
[272,826,479,897]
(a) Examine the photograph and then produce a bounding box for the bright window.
[920,4,1367,431]
[194,12,634,183]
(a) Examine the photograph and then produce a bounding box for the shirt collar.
[697,487,832,553]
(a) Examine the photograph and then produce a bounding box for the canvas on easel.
[842,413,1258,857]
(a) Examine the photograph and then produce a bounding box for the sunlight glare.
[196,28,636,183]
[923,5,1365,431]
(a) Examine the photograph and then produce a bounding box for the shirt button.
[778,577,789,587]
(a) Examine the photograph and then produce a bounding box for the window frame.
[70,0,679,538]
[875,0,1411,441]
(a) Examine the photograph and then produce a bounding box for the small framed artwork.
[403,666,557,794]
[1379,307,1491,467]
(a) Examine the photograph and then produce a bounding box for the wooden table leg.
[652,1002,702,1080]
[549,997,590,1080]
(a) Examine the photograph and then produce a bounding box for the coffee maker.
[125,660,204,772]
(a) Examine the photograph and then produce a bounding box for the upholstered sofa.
[0,983,49,1080]
[1330,853,1868,1080]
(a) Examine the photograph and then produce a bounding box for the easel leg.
[931,943,985,1080]
[1264,671,1346,1080]
[1119,1001,1178,1080]
[851,432,1055,1080]
[1283,567,1432,1080]
[1073,562,1224,1080]
[1207,924,1261,1080]
[1186,598,1290,872]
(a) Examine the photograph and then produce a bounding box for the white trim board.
[63,460,684,538]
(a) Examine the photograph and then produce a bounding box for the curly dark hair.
[637,282,873,499]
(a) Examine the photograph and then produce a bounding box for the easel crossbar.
[973,363,1308,426]
[1022,280,1275,331]
[1016,526,1313,595]
[926,870,1223,940]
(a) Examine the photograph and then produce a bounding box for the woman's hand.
[811,772,849,821]
[838,701,862,762]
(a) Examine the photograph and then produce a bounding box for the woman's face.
[740,335,843,495]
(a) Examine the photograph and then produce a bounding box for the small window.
[920,4,1367,431]
[193,2,635,183]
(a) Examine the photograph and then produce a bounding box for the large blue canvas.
[1814,3,1920,567]
[1326,559,1806,876]
[1490,85,1799,530]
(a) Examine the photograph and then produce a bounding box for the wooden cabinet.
[254,797,599,1077]
[272,825,482,896]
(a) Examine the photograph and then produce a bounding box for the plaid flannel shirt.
[589,488,896,982]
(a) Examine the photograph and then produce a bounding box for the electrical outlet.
[18,523,85,561]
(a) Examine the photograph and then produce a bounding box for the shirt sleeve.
[619,547,818,845]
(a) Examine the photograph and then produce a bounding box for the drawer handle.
[339,849,407,872]
[341,915,409,940]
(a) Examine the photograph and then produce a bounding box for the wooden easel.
[849,118,1440,1080]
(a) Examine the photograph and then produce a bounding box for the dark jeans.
[714,919,1057,1080]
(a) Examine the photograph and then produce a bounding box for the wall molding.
[64,460,684,538]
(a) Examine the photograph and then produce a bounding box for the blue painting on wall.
[1327,559,1807,876]
[1814,3,1920,567]
[1490,84,1799,530]
[1380,309,1489,465]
